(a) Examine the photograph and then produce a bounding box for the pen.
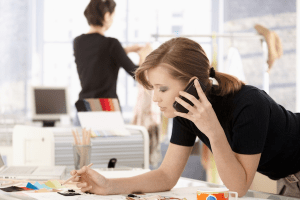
[62,163,93,185]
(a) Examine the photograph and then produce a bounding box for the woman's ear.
[103,12,111,23]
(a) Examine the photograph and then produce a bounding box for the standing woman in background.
[73,0,152,115]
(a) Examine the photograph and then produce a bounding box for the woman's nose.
[152,91,161,102]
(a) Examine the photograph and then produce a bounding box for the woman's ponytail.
[213,71,245,96]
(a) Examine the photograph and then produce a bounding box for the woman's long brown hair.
[135,37,245,96]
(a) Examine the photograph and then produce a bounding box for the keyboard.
[0,166,37,175]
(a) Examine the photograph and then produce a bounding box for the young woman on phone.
[71,37,300,198]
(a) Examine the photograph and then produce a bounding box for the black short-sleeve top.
[170,85,300,180]
[73,33,138,100]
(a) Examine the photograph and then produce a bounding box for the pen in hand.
[62,163,93,185]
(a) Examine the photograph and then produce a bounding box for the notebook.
[0,155,66,180]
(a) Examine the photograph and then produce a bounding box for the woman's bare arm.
[107,143,193,194]
[73,143,193,195]
[210,130,261,197]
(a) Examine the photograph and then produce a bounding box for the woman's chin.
[162,110,176,118]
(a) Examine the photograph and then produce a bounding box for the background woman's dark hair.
[135,37,245,96]
[84,0,116,26]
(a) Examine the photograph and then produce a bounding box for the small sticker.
[206,195,217,200]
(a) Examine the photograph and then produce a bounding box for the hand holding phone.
[173,79,207,113]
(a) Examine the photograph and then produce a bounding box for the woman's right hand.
[71,166,110,195]
[124,44,143,54]
[139,43,152,55]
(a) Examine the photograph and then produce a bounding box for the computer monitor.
[31,86,70,127]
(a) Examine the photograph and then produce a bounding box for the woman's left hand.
[174,79,222,139]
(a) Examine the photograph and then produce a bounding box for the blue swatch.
[26,182,38,190]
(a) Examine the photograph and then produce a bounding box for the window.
[35,0,212,122]
[172,26,183,35]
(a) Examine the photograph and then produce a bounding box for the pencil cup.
[73,144,92,170]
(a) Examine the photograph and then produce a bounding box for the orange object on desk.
[197,192,229,200]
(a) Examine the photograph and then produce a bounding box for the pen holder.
[73,144,92,170]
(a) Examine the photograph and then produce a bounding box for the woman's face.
[108,11,115,28]
[147,65,187,118]
[104,11,115,30]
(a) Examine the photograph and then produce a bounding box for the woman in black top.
[74,0,152,100]
[71,37,300,198]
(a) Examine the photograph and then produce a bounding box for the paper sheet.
[78,111,130,136]
[34,188,50,193]
[0,190,35,200]
[25,192,126,200]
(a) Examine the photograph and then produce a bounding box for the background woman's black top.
[170,85,300,180]
[73,33,138,100]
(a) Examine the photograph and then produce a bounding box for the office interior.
[0,0,300,196]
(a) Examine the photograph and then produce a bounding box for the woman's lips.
[160,107,166,111]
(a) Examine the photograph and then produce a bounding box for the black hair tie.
[209,67,216,78]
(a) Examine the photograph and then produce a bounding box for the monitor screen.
[31,86,70,122]
[34,89,67,114]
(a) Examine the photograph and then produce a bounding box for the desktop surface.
[0,175,297,200]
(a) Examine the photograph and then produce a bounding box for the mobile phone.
[173,79,207,113]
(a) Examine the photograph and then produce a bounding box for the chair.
[12,125,55,166]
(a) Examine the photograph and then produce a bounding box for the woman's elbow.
[227,186,249,198]
[171,181,181,190]
[164,178,178,191]
[236,187,249,198]
[157,168,180,191]
[155,181,175,192]
[237,190,248,198]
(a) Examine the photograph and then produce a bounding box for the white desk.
[0,177,297,200]
[69,168,295,200]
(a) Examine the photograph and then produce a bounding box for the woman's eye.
[159,87,168,92]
